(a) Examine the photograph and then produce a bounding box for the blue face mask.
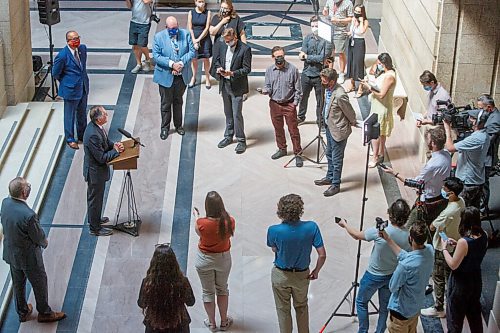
[441,189,449,199]
[377,64,384,71]
[167,28,178,37]
[423,86,432,92]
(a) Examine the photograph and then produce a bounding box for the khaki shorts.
[333,32,349,53]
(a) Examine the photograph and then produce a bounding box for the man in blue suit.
[153,16,195,140]
[52,30,90,150]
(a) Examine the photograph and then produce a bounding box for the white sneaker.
[142,60,153,72]
[421,306,445,318]
[338,72,345,84]
[131,64,142,74]
[220,316,233,331]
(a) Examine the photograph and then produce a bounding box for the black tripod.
[284,119,327,167]
[113,170,142,236]
[319,141,379,333]
[34,24,58,100]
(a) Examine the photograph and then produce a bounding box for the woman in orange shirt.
[194,191,235,332]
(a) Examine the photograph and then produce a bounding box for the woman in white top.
[346,5,369,92]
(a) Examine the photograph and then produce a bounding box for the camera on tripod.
[375,217,388,231]
[150,14,160,23]
[404,179,425,191]
[432,100,473,140]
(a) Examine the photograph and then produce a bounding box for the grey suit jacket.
[325,84,357,142]
[1,197,47,269]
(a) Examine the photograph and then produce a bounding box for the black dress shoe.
[100,217,110,224]
[218,137,233,148]
[235,142,246,154]
[176,127,185,135]
[271,149,287,160]
[89,227,113,236]
[160,129,169,140]
[323,185,340,197]
[295,155,303,167]
[314,177,331,186]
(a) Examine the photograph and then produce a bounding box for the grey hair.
[477,94,495,107]
[66,30,77,41]
[89,106,105,122]
[9,177,27,198]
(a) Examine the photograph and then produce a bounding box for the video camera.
[375,217,388,231]
[432,100,473,140]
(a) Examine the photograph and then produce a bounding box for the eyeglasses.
[68,36,80,41]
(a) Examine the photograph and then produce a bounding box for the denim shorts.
[129,21,151,47]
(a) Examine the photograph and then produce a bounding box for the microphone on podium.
[117,128,145,147]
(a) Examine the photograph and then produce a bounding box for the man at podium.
[83,106,124,236]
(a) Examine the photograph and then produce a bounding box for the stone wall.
[0,0,35,112]
[0,35,6,118]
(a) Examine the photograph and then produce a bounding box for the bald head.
[9,177,31,200]
[166,16,178,29]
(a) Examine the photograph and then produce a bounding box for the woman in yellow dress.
[361,53,396,167]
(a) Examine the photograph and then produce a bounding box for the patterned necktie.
[74,49,81,65]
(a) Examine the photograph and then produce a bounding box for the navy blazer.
[1,197,47,270]
[83,122,119,185]
[211,40,252,96]
[153,29,196,88]
[52,45,90,100]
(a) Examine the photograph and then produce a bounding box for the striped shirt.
[324,0,353,32]
[263,62,302,105]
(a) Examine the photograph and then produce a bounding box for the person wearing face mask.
[210,28,252,154]
[1,177,66,323]
[257,46,303,167]
[209,0,246,45]
[153,16,196,140]
[444,109,491,209]
[314,68,357,197]
[420,177,464,319]
[297,16,332,125]
[322,0,354,84]
[382,127,451,229]
[476,94,500,217]
[360,53,396,168]
[52,30,90,150]
[345,5,369,93]
[187,0,212,89]
[416,70,451,127]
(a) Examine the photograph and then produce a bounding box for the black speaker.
[37,0,60,26]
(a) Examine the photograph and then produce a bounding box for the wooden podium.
[108,138,141,236]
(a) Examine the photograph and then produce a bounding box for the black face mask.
[275,56,285,66]
[354,13,362,19]
[220,8,230,16]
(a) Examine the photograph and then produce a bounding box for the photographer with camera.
[421,177,465,318]
[337,199,411,333]
[444,109,490,209]
[416,70,450,127]
[477,94,500,215]
[125,0,154,74]
[382,127,451,227]
[380,223,434,333]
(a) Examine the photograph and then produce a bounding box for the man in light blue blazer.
[153,16,195,140]
[52,30,90,150]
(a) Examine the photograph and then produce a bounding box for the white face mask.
[311,27,318,34]
[196,2,204,8]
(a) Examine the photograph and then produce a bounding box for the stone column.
[0,0,35,112]
[0,34,6,117]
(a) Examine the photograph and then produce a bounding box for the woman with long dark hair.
[346,5,369,92]
[193,191,235,332]
[138,244,195,333]
[441,207,488,333]
[209,0,246,44]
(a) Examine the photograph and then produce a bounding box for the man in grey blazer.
[153,16,195,140]
[314,68,357,196]
[1,177,66,323]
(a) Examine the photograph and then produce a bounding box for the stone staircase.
[0,101,65,319]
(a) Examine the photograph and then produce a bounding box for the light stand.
[34,24,58,100]
[319,114,380,333]
[113,170,142,236]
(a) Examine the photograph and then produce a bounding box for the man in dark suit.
[83,106,124,236]
[211,27,252,154]
[1,177,66,323]
[52,30,90,150]
[153,16,195,140]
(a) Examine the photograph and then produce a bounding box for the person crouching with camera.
[444,109,491,209]
[337,199,411,333]
[382,127,451,228]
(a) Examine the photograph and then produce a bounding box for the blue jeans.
[356,271,392,333]
[325,126,348,186]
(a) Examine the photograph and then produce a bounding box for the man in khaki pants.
[267,194,327,333]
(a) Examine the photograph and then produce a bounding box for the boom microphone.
[117,128,145,147]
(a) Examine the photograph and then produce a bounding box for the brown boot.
[19,304,33,322]
[37,311,66,323]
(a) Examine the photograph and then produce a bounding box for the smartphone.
[378,164,388,170]
[334,217,341,224]
[439,231,448,242]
